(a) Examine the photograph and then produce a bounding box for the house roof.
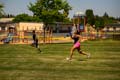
[105,23,120,28]
[0,18,14,23]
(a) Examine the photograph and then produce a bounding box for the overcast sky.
[0,0,120,18]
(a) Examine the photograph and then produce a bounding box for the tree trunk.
[43,23,48,43]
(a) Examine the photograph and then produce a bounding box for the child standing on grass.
[66,31,90,61]
[32,30,41,52]
[1,28,14,44]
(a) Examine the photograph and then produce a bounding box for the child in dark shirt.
[32,30,41,52]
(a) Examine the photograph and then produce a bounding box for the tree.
[103,12,109,25]
[13,14,31,22]
[0,3,4,18]
[28,0,72,24]
[95,16,104,38]
[13,13,41,22]
[28,0,72,43]
[95,16,104,30]
[103,12,109,18]
[85,9,95,26]
[103,12,117,24]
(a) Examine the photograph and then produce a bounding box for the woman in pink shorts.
[66,34,90,61]
[74,41,80,48]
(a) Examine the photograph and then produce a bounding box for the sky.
[0,0,120,18]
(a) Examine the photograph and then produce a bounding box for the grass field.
[0,39,120,80]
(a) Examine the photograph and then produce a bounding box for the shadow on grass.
[77,59,87,61]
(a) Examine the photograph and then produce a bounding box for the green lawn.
[0,39,120,80]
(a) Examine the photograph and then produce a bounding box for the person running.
[32,30,41,52]
[66,31,90,61]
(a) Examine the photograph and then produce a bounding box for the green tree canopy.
[103,12,109,18]
[28,0,72,24]
[13,13,41,22]
[103,12,117,24]
[103,12,109,25]
[85,9,95,26]
[95,15,104,30]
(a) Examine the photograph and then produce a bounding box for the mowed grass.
[0,39,120,80]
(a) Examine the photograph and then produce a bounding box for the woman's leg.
[69,46,76,60]
[77,48,90,58]
[77,48,88,55]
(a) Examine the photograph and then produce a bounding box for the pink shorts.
[74,41,80,48]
